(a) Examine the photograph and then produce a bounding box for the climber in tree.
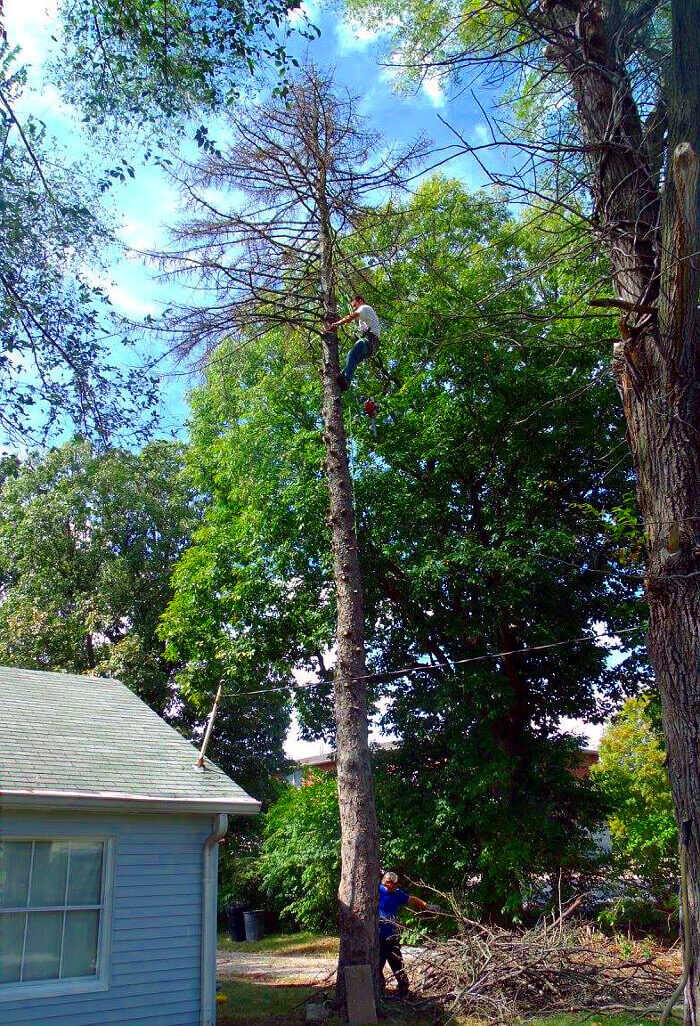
[327,294,381,392]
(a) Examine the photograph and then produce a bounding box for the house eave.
[1,788,261,816]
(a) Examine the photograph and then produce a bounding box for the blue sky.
[6,0,495,440]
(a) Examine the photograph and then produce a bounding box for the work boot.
[338,373,350,392]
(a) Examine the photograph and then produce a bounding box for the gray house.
[0,666,260,1025]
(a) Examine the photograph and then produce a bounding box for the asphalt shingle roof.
[0,666,260,814]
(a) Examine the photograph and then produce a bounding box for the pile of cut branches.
[405,899,681,1023]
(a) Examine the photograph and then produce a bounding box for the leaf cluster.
[56,0,313,133]
[0,47,159,444]
[0,438,195,709]
[593,695,677,896]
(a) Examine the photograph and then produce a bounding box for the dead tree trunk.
[316,175,381,1010]
[161,68,421,1014]
[542,1,700,1018]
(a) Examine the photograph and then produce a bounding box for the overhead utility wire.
[219,625,645,703]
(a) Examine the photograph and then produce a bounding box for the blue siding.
[1,810,214,1025]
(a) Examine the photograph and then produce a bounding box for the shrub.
[259,774,340,932]
[593,696,678,899]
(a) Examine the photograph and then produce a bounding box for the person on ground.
[327,295,381,391]
[378,871,437,999]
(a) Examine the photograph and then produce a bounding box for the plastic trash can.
[225,904,248,942]
[243,909,265,941]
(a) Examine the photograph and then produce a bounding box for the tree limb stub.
[590,298,657,314]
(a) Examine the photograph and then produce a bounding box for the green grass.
[218,930,339,957]
[216,979,668,1026]
[215,977,434,1025]
[217,978,316,1023]
[528,1016,661,1026]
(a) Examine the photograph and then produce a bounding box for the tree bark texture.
[542,1,700,1019]
[316,186,380,1009]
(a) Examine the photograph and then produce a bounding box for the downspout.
[201,812,228,1026]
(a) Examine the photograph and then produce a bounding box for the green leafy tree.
[56,0,309,134]
[334,0,700,1009]
[0,438,195,710]
[260,775,341,932]
[164,179,642,919]
[255,748,607,931]
[0,47,158,444]
[0,436,289,794]
[260,746,605,933]
[593,696,677,897]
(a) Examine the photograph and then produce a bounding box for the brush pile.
[404,900,681,1022]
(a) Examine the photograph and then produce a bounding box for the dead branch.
[401,898,681,1024]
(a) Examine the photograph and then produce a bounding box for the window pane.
[62,910,99,979]
[30,843,70,907]
[0,842,32,908]
[23,911,62,981]
[0,912,25,984]
[67,843,103,906]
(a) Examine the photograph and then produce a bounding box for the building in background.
[286,740,599,786]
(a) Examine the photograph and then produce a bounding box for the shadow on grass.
[217,978,318,1024]
[217,976,667,1026]
[216,978,438,1025]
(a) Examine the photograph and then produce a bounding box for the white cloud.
[472,123,490,144]
[335,18,382,51]
[85,271,157,318]
[378,50,403,85]
[5,0,59,67]
[12,0,58,30]
[288,0,321,26]
[422,72,445,108]
[13,81,73,126]
[107,284,157,318]
[119,221,160,252]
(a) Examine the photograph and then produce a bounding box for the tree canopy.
[0,438,196,709]
[162,177,647,917]
[56,0,309,134]
[0,48,159,445]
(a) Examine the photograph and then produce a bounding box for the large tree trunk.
[641,5,700,1020]
[316,188,381,1010]
[543,0,700,1019]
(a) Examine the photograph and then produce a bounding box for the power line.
[219,624,645,703]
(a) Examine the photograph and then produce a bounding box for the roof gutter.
[201,812,228,1026]
[2,789,260,816]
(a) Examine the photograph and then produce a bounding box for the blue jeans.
[343,335,375,383]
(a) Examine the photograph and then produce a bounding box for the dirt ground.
[217,946,425,986]
[217,949,337,986]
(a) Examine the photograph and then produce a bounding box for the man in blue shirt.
[378,871,434,998]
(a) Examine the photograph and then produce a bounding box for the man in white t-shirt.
[327,294,381,391]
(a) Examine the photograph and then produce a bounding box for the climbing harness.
[362,329,379,358]
[364,398,378,438]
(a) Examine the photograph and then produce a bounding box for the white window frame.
[0,836,115,1002]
